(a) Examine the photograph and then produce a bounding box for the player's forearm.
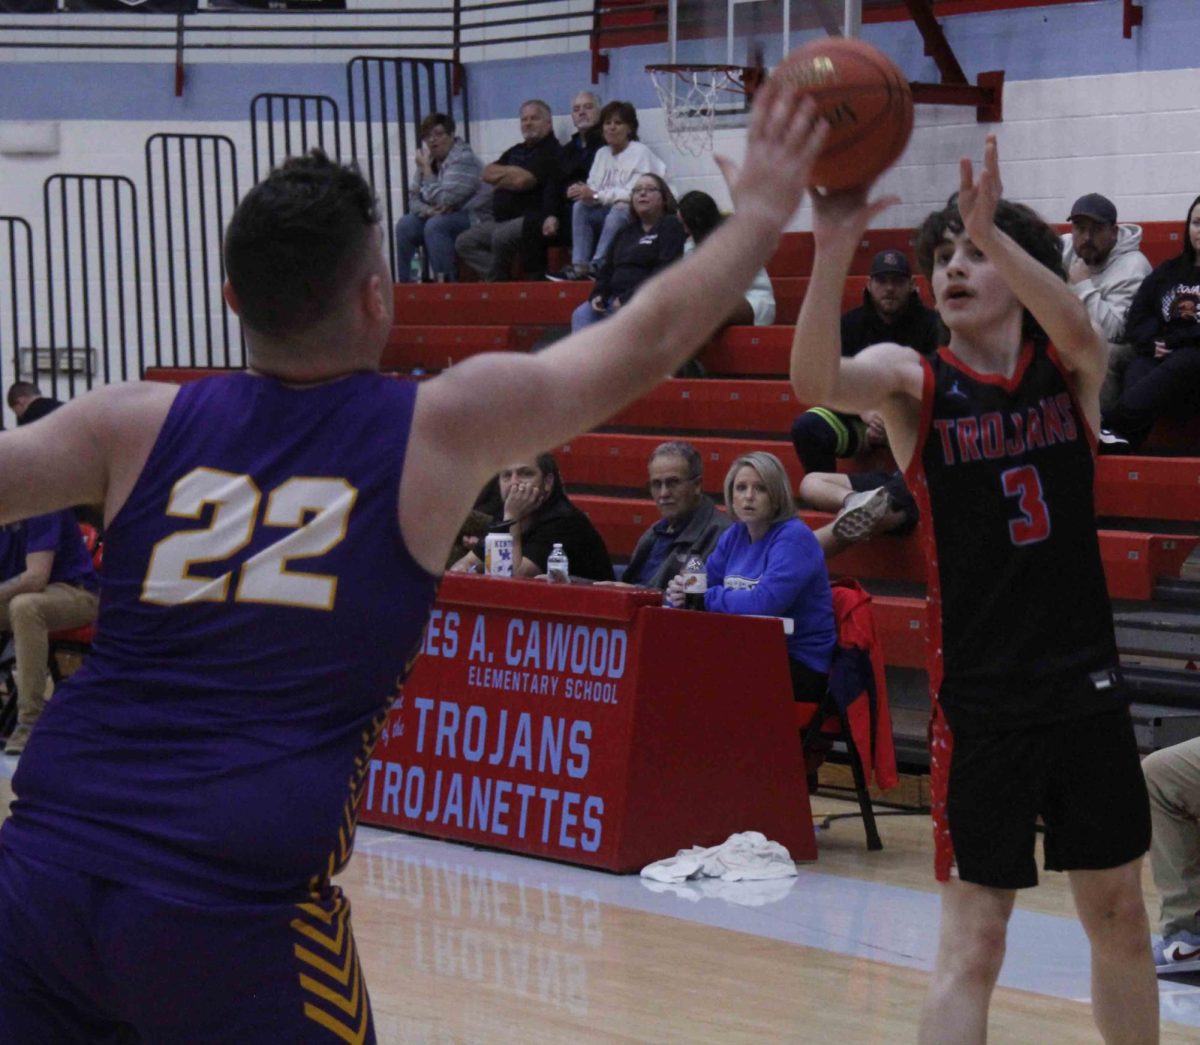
[980,225,1097,354]
[607,209,783,380]
[791,241,856,403]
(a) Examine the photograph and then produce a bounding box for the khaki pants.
[1143,737,1200,937]
[0,582,99,727]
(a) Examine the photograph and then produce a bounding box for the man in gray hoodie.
[1061,193,1152,409]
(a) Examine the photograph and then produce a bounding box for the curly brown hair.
[914,194,1065,342]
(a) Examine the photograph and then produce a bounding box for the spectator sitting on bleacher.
[665,451,835,702]
[394,113,483,283]
[789,249,939,478]
[1061,193,1152,409]
[455,99,561,282]
[450,453,614,581]
[1101,194,1200,452]
[616,441,730,589]
[570,174,685,332]
[1,510,99,756]
[678,191,775,327]
[1140,737,1200,974]
[519,91,604,281]
[548,101,666,282]
[7,381,63,427]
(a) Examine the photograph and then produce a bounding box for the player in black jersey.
[792,137,1156,1045]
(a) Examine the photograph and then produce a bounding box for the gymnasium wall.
[0,0,1198,415]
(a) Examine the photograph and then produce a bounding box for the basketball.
[771,38,913,191]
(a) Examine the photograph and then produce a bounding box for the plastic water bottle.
[681,556,707,610]
[409,250,423,283]
[547,543,570,584]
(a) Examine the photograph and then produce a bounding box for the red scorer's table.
[359,575,817,870]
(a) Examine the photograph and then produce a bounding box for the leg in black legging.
[790,408,861,475]
[1104,349,1200,446]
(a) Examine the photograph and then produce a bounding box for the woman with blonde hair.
[666,451,835,700]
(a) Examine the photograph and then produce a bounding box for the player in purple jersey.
[0,86,828,1042]
[791,137,1156,1045]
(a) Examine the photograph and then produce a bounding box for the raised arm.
[400,86,828,574]
[959,136,1105,396]
[790,189,924,451]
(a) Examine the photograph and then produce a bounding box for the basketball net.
[647,65,751,158]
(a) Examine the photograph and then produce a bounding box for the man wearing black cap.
[1062,192,1151,409]
[790,249,939,546]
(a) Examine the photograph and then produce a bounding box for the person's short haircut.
[223,150,379,339]
[599,100,639,140]
[418,112,455,139]
[649,441,702,480]
[520,99,553,120]
[636,172,677,215]
[677,191,723,245]
[572,90,601,108]
[723,452,795,527]
[6,381,41,408]
[914,195,1064,342]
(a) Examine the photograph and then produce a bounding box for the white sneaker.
[1097,427,1131,454]
[832,486,892,542]
[1153,931,1200,974]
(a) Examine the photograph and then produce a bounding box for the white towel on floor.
[640,831,798,884]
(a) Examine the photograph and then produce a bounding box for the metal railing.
[347,56,468,279]
[0,217,36,422]
[145,133,241,370]
[42,174,144,396]
[251,93,342,182]
[0,0,599,59]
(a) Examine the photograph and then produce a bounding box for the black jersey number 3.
[1000,465,1051,546]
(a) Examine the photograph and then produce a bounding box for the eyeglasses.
[633,185,662,196]
[649,475,700,493]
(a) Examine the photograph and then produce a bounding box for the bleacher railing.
[0,1,598,61]
[347,56,468,280]
[145,133,241,371]
[42,174,144,397]
[0,217,36,424]
[251,93,342,183]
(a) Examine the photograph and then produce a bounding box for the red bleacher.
[145,223,1200,682]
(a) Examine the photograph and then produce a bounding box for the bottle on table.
[547,543,570,584]
[410,249,424,283]
[681,556,707,610]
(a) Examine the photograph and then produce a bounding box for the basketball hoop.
[646,64,763,157]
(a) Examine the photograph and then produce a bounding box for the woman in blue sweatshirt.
[667,451,836,700]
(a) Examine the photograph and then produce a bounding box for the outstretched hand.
[958,134,1003,246]
[713,80,828,230]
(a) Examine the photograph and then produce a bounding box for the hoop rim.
[645,63,747,73]
[645,62,762,97]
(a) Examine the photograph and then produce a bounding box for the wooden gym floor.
[3,759,1199,1042]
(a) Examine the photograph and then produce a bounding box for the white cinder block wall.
[1,0,1199,427]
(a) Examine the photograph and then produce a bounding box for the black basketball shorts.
[945,707,1151,890]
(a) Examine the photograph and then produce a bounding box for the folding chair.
[795,578,898,851]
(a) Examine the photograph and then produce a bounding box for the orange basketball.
[771,37,913,191]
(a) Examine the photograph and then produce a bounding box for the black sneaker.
[546,265,583,282]
[1097,428,1132,454]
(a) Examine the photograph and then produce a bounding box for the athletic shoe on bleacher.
[832,486,892,543]
[546,264,587,282]
[1153,931,1200,974]
[1097,427,1132,454]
